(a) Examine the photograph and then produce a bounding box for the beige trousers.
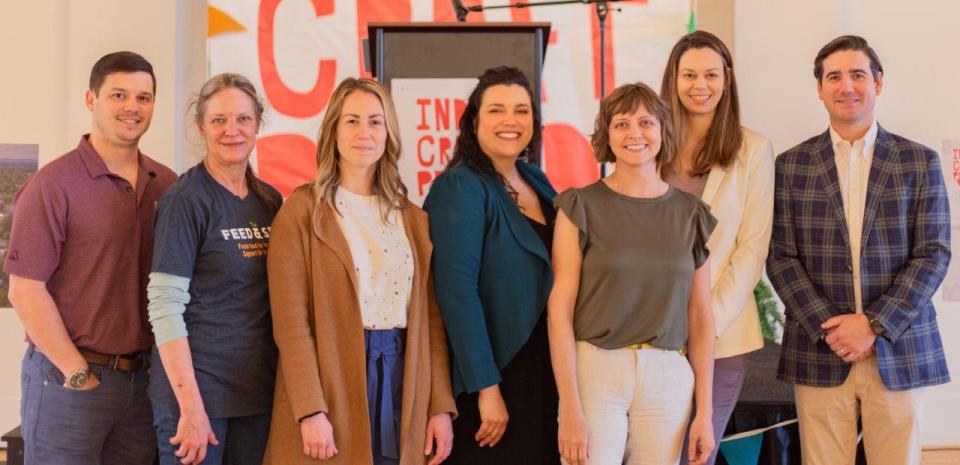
[570,341,694,465]
[794,355,925,465]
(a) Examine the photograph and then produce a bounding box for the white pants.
[794,355,926,465]
[571,341,694,465]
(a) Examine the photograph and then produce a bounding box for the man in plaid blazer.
[767,35,950,465]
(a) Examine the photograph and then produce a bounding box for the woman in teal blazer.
[424,67,559,464]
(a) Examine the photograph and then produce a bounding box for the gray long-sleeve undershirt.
[147,271,191,346]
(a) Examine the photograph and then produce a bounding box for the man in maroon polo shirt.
[4,51,177,465]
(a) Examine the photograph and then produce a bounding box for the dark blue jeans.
[153,407,270,465]
[20,346,156,465]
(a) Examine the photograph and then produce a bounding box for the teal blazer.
[424,161,556,395]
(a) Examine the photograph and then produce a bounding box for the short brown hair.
[814,35,883,83]
[89,51,156,96]
[591,82,675,168]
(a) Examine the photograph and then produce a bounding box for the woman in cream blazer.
[660,31,775,465]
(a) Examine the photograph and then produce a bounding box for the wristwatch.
[868,317,886,336]
[65,368,90,389]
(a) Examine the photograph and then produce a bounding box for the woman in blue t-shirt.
[147,73,281,465]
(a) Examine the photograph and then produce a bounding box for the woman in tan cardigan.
[264,77,456,465]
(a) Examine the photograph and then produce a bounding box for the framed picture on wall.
[0,143,39,308]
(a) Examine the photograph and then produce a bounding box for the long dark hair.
[447,66,542,186]
[660,30,742,176]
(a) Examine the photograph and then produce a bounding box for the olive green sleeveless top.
[555,180,716,350]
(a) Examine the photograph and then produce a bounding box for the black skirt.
[447,312,560,464]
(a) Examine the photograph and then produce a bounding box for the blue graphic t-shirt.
[148,162,282,417]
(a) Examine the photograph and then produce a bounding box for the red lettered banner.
[209,0,687,197]
[392,78,473,204]
[940,140,960,301]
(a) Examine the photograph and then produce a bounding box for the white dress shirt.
[334,187,413,329]
[829,120,879,313]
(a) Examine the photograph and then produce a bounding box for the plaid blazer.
[767,125,951,391]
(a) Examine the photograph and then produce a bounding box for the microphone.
[451,0,469,21]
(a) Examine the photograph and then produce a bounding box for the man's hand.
[821,314,876,362]
[62,372,101,391]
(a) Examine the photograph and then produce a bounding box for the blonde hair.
[312,78,407,222]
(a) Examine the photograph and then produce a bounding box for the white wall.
[0,0,206,435]
[0,1,69,165]
[736,0,960,446]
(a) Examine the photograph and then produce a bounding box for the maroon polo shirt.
[4,135,177,354]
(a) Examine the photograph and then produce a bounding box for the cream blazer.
[701,128,775,358]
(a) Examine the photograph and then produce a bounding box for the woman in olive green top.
[548,82,717,465]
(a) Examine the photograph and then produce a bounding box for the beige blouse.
[334,187,413,329]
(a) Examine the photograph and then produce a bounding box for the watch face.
[68,370,89,389]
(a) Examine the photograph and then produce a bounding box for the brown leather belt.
[79,349,145,373]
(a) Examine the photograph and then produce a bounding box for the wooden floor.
[922,447,960,464]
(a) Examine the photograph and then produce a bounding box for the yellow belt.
[627,342,686,356]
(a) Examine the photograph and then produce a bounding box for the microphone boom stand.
[454,0,621,178]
